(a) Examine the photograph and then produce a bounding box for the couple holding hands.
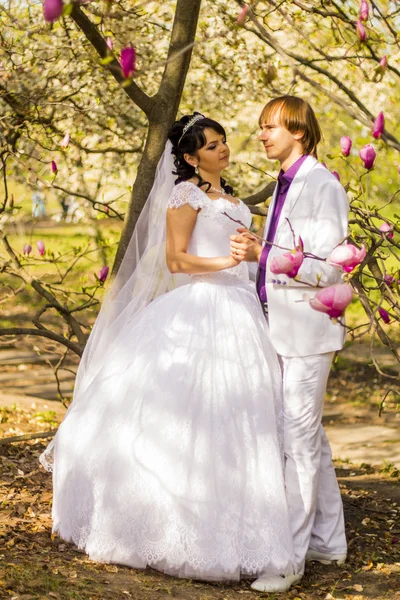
[41,96,348,593]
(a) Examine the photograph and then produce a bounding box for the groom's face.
[259,109,302,164]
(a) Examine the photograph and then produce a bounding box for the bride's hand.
[230,227,262,262]
[225,255,242,269]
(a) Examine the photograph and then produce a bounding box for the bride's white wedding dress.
[42,181,295,581]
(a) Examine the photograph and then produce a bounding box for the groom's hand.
[230,228,262,263]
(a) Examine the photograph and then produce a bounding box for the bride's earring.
[194,165,199,175]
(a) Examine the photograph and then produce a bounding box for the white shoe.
[305,549,346,565]
[250,573,302,593]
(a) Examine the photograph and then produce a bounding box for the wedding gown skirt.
[47,276,294,580]
[42,183,295,581]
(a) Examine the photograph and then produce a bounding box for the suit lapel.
[274,156,319,246]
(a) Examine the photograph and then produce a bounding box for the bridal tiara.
[178,114,205,145]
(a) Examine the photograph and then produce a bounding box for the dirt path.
[0,342,399,599]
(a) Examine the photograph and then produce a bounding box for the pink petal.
[43,0,63,23]
[378,307,390,324]
[359,144,376,169]
[340,136,352,157]
[372,112,385,139]
[356,20,366,41]
[61,133,70,149]
[237,4,249,26]
[36,240,45,256]
[120,46,136,79]
[360,0,369,21]
[98,265,109,282]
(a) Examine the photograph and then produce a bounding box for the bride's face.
[190,128,230,174]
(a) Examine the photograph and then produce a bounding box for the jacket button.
[277,279,281,284]
[282,281,287,285]
[271,278,276,284]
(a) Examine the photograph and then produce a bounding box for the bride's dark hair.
[168,112,233,194]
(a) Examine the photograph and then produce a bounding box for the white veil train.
[40,140,187,470]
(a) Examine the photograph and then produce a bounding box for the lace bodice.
[168,182,252,284]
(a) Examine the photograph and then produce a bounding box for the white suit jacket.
[259,156,349,357]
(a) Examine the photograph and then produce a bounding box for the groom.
[230,96,348,593]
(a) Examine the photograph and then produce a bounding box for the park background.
[0,1,399,599]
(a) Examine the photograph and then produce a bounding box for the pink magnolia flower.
[372,112,384,139]
[383,274,394,286]
[106,37,114,51]
[379,222,394,238]
[332,171,340,181]
[359,0,369,21]
[61,133,70,149]
[327,244,367,273]
[120,46,136,79]
[36,240,45,256]
[379,55,388,71]
[51,160,58,173]
[237,4,249,26]
[340,136,352,156]
[356,20,366,41]
[359,144,376,169]
[98,265,109,282]
[43,0,63,23]
[310,283,353,319]
[23,243,32,255]
[270,248,304,278]
[398,165,400,175]
[378,307,390,324]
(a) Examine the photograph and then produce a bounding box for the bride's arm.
[166,204,240,275]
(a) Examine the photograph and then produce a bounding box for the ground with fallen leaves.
[0,350,399,600]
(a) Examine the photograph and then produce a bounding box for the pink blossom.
[43,0,63,23]
[379,56,388,71]
[106,37,114,51]
[383,274,394,286]
[310,283,353,319]
[398,165,400,175]
[332,171,340,181]
[372,112,385,139]
[270,249,304,278]
[359,144,376,169]
[36,240,45,256]
[327,244,367,273]
[237,4,249,26]
[61,133,70,149]
[379,222,394,238]
[378,307,390,324]
[23,243,32,255]
[340,136,352,156]
[120,46,136,79]
[98,265,109,282]
[356,20,366,41]
[359,0,369,21]
[51,160,58,173]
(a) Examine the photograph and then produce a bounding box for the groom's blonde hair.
[259,96,321,158]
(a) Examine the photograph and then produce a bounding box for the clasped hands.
[229,228,263,263]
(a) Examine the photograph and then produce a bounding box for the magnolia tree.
[0,0,398,409]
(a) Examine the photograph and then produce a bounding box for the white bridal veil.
[40,140,186,470]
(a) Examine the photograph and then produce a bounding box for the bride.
[40,112,296,583]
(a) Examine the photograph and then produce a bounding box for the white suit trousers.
[280,353,347,572]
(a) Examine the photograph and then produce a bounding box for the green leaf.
[62,3,73,17]
[100,55,114,66]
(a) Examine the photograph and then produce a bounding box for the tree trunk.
[112,0,202,274]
